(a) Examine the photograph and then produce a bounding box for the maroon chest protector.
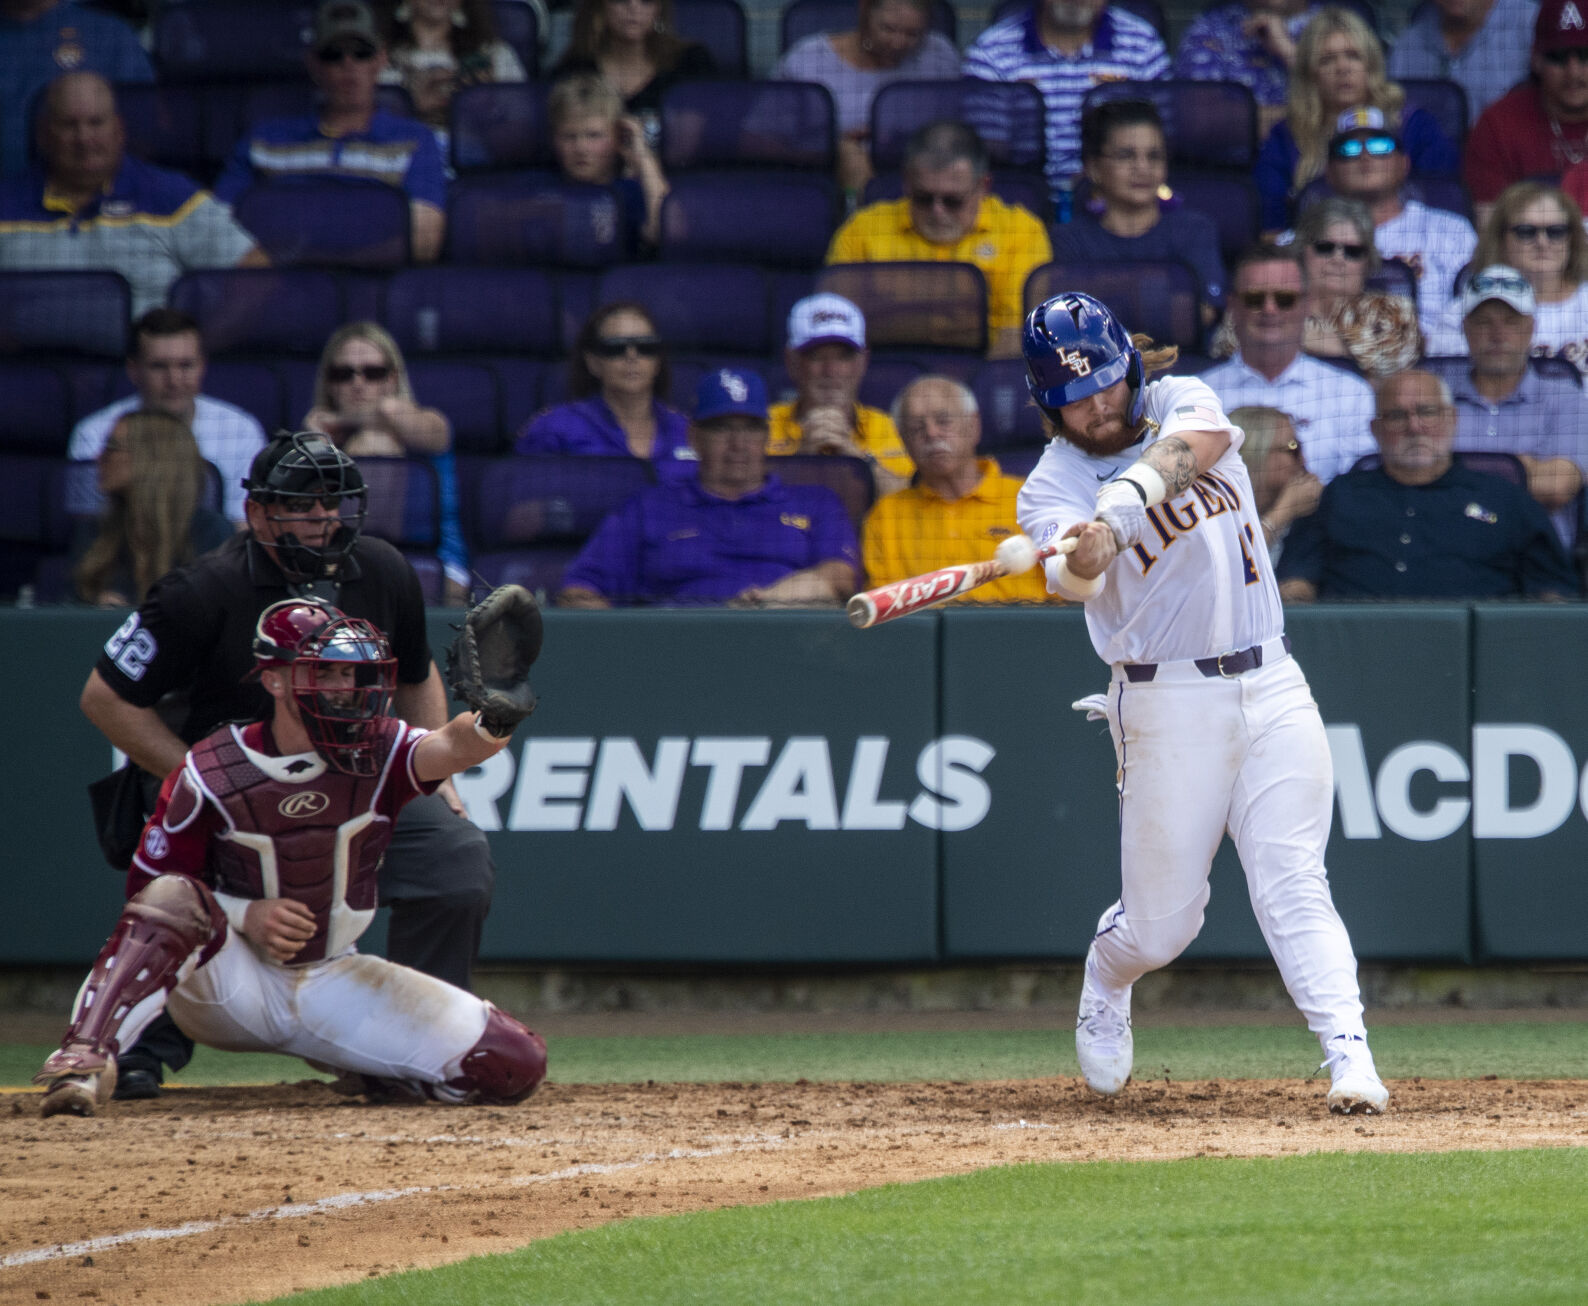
[191,719,405,963]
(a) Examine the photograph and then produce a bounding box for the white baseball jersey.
[1017,375,1285,666]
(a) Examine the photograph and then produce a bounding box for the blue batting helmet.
[1022,293,1145,425]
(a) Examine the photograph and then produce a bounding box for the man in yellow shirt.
[862,375,1059,604]
[767,292,913,496]
[827,121,1053,359]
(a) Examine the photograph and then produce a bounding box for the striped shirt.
[69,393,267,521]
[213,113,447,209]
[962,5,1169,192]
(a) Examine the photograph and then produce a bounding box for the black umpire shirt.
[95,532,433,745]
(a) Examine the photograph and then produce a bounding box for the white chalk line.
[2,1136,790,1271]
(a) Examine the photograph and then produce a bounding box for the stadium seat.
[356,455,443,551]
[1164,168,1260,265]
[659,80,838,171]
[153,2,321,82]
[1400,79,1469,166]
[202,360,287,434]
[1365,257,1418,301]
[780,0,955,50]
[0,453,71,600]
[1024,260,1204,352]
[449,82,554,174]
[772,454,874,531]
[114,82,209,180]
[0,271,130,358]
[446,173,633,267]
[0,361,74,454]
[658,172,841,269]
[595,264,776,354]
[870,78,1047,175]
[970,358,1048,452]
[816,262,989,354]
[673,0,749,76]
[669,354,785,409]
[241,81,414,128]
[169,268,344,357]
[383,266,561,356]
[491,357,551,438]
[234,179,411,269]
[406,359,504,454]
[491,0,540,77]
[1081,80,1259,171]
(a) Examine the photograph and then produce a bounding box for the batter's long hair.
[74,411,206,605]
[1287,8,1403,197]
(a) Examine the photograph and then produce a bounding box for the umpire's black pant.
[120,793,495,1080]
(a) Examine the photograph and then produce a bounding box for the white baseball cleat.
[35,1045,118,1118]
[1076,971,1133,1096]
[1323,1034,1389,1115]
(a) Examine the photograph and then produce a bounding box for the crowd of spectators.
[4,0,1588,611]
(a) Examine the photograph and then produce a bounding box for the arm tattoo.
[1142,436,1198,498]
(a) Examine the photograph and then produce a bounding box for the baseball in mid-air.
[994,533,1040,575]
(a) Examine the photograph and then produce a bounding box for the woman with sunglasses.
[1296,196,1419,373]
[514,302,694,479]
[1254,7,1456,233]
[1460,182,1588,375]
[1230,405,1319,562]
[305,322,471,601]
[550,0,716,147]
[70,412,233,608]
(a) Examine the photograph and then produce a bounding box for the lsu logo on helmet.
[1058,347,1092,377]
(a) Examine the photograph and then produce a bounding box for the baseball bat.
[846,536,1076,629]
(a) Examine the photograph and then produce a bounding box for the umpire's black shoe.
[112,1067,162,1100]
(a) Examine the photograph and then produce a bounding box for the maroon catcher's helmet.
[250,599,397,775]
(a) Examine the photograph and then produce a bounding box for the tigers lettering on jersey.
[1130,469,1245,574]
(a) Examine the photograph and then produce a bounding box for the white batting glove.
[1094,479,1149,550]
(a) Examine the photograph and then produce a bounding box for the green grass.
[6,1020,1587,1089]
[264,1148,1588,1306]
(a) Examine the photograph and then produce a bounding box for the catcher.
[36,587,546,1116]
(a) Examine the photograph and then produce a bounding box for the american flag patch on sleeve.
[1174,404,1222,425]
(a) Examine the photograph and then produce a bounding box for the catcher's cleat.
[36,1046,118,1118]
[1323,1034,1389,1115]
[322,1068,431,1104]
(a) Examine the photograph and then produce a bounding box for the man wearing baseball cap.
[213,0,446,261]
[1441,265,1588,546]
[1323,106,1476,337]
[557,368,861,608]
[1466,0,1588,224]
[768,293,912,497]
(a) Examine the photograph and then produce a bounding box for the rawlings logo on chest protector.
[278,791,331,818]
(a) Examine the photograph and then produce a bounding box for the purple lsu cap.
[695,367,769,421]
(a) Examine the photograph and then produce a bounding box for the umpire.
[79,432,495,1099]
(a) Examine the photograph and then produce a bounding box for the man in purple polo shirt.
[557,368,862,608]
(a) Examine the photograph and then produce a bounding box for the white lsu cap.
[787,293,866,351]
[1461,264,1537,318]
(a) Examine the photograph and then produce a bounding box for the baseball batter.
[34,600,547,1117]
[1015,292,1388,1114]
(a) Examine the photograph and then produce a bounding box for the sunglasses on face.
[1508,222,1571,243]
[908,188,975,213]
[592,335,663,358]
[317,43,377,63]
[327,363,392,383]
[1312,239,1367,260]
[1330,135,1397,159]
[1542,48,1588,66]
[1239,289,1301,310]
[275,495,349,514]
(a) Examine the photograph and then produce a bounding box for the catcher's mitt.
[446,584,543,738]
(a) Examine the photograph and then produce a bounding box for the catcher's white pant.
[119,931,491,1084]
[1091,649,1367,1046]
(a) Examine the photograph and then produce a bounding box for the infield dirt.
[5,1071,1588,1306]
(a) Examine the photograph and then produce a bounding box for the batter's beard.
[1058,415,1143,458]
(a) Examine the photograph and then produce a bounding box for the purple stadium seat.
[405,359,504,454]
[169,268,344,356]
[489,357,549,438]
[970,358,1048,451]
[658,172,840,269]
[114,82,209,179]
[490,0,540,77]
[863,169,1049,220]
[447,173,633,267]
[0,271,130,358]
[1081,80,1258,171]
[815,262,988,354]
[1163,168,1259,265]
[595,264,775,353]
[672,0,748,76]
[0,362,74,454]
[234,179,411,269]
[1024,259,1203,352]
[404,552,447,604]
[356,455,442,550]
[1400,79,1468,165]
[668,354,781,409]
[995,445,1044,479]
[0,453,71,599]
[449,82,554,174]
[781,0,955,50]
[870,79,1048,174]
[659,80,837,171]
[202,360,286,433]
[770,454,874,531]
[1365,257,1419,301]
[154,3,320,82]
[383,266,561,356]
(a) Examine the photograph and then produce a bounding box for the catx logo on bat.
[1058,347,1092,376]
